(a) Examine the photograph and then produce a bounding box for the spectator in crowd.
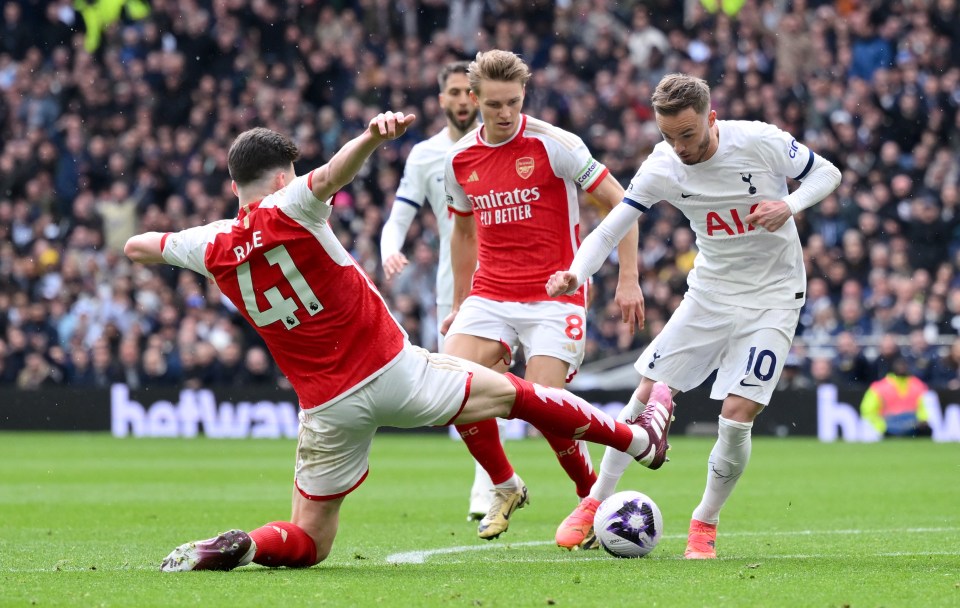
[904,329,939,382]
[860,353,933,438]
[834,331,874,389]
[0,0,958,391]
[116,337,144,390]
[240,346,276,386]
[214,341,245,386]
[931,338,960,390]
[809,356,840,387]
[16,350,61,389]
[776,352,814,392]
[65,347,96,386]
[0,338,15,385]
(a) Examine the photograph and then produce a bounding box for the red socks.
[505,373,634,453]
[249,521,317,568]
[540,432,597,497]
[454,419,515,484]
[457,406,598,496]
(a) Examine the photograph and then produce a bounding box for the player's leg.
[440,303,504,520]
[440,304,505,520]
[443,333,526,538]
[209,490,343,571]
[588,378,681,496]
[524,355,597,500]
[383,345,672,540]
[450,363,674,542]
[518,303,599,510]
[591,294,733,503]
[444,298,525,533]
[243,388,379,567]
[518,303,601,549]
[555,378,675,549]
[159,486,341,572]
[686,306,797,559]
[557,294,727,549]
[685,395,761,560]
[443,333,517,485]
[455,365,669,464]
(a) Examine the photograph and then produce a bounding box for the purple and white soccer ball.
[594,490,663,558]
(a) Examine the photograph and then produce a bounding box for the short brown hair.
[227,127,300,186]
[438,60,470,90]
[651,73,711,116]
[468,50,531,95]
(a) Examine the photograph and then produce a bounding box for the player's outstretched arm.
[380,201,419,279]
[124,232,166,265]
[547,202,643,298]
[588,174,644,333]
[310,111,416,202]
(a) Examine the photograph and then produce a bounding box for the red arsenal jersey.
[445,115,609,305]
[161,174,406,409]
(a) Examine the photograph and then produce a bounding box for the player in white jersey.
[379,62,505,520]
[443,50,645,543]
[125,113,674,572]
[548,73,841,556]
[381,61,476,341]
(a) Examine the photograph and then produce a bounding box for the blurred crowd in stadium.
[1,0,960,392]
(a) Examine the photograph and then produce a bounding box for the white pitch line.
[385,527,960,564]
[385,540,552,564]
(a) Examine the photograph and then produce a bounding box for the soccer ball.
[594,491,663,558]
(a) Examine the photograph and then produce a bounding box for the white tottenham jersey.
[625,120,817,309]
[392,128,457,306]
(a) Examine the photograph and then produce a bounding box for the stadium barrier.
[2,383,958,442]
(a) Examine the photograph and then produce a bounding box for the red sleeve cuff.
[448,206,473,217]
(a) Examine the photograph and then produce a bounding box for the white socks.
[494,473,521,491]
[691,415,753,525]
[585,400,754,526]
[588,395,646,501]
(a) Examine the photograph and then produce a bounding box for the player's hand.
[369,111,416,141]
[546,271,579,297]
[383,253,408,279]
[440,309,458,336]
[614,280,645,334]
[745,200,792,232]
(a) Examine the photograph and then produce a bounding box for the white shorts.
[635,291,800,406]
[446,296,586,376]
[295,343,471,500]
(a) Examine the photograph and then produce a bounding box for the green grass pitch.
[1,432,958,607]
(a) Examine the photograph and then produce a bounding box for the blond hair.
[651,73,711,116]
[468,50,531,95]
